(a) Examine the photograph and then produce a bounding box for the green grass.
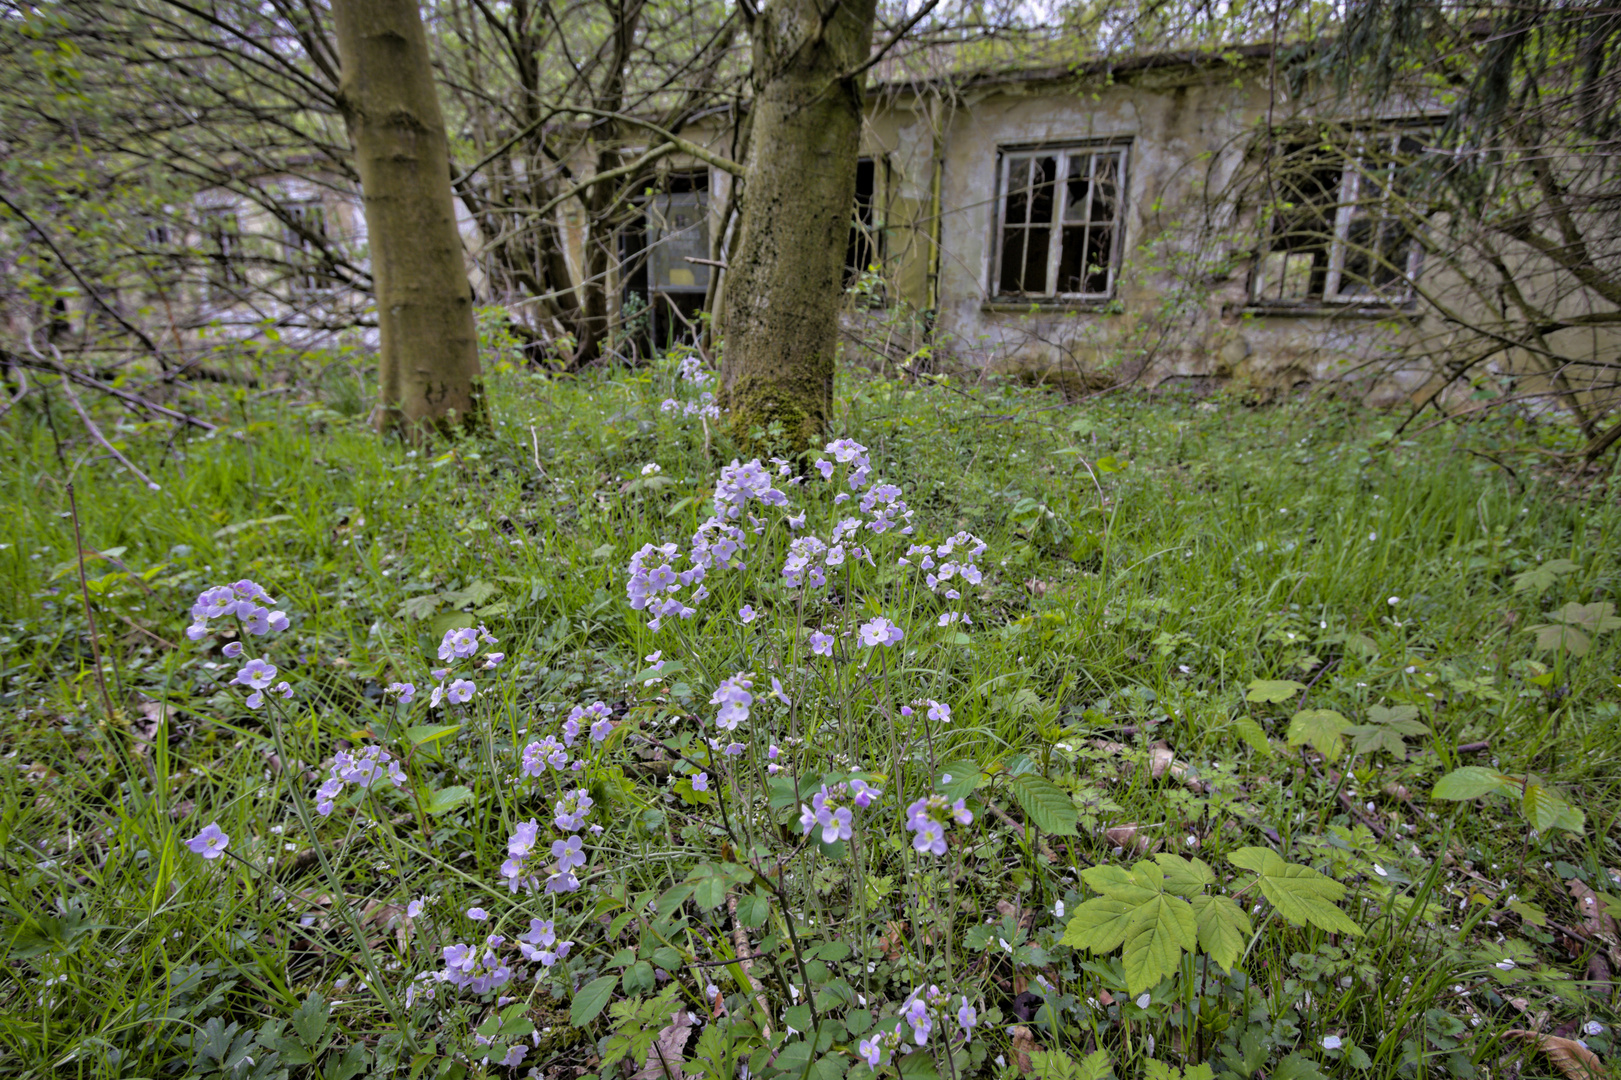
[0,359,1617,1080]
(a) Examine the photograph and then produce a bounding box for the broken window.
[1252,132,1426,305]
[994,146,1126,300]
[201,206,245,303]
[282,199,331,296]
[622,170,710,351]
[844,157,880,289]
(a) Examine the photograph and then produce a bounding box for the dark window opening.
[202,207,245,303]
[282,200,332,296]
[844,158,878,289]
[995,147,1125,300]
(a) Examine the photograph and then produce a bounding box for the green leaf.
[1028,1049,1114,1080]
[736,889,769,928]
[1287,709,1350,762]
[1431,767,1517,801]
[1061,897,1141,954]
[1190,894,1252,973]
[570,974,619,1027]
[1233,717,1274,756]
[1551,600,1620,633]
[421,785,474,815]
[290,992,328,1048]
[404,723,462,748]
[1229,847,1361,936]
[1010,773,1079,836]
[1120,893,1198,993]
[1529,622,1593,656]
[937,761,980,802]
[1366,703,1421,726]
[1272,1053,1329,1080]
[1152,853,1216,897]
[1521,783,1585,833]
[1511,559,1578,595]
[1343,724,1407,759]
[686,862,751,911]
[1246,679,1307,703]
[397,593,443,621]
[213,514,295,538]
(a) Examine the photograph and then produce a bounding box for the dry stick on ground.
[725,890,773,1038]
[58,376,163,491]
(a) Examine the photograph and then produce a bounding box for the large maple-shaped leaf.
[1191,894,1252,973]
[1287,709,1351,762]
[1229,847,1361,936]
[1120,893,1198,993]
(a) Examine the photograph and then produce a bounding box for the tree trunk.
[332,0,485,436]
[721,0,877,454]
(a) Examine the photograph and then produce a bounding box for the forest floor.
[1,359,1618,1080]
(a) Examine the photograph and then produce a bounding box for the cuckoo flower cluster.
[859,985,979,1067]
[798,780,881,844]
[184,579,295,708]
[659,352,721,420]
[316,746,406,816]
[905,795,975,856]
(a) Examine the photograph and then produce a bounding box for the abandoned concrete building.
[130,42,1611,409]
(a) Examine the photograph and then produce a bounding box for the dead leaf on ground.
[1505,1030,1607,1080]
[1104,823,1157,855]
[879,920,908,960]
[630,1009,691,1080]
[1568,878,1621,967]
[1009,1026,1041,1075]
[1024,578,1049,598]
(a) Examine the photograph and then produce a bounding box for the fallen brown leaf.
[1104,823,1156,855]
[1009,1026,1041,1075]
[630,1010,691,1080]
[1505,1029,1607,1080]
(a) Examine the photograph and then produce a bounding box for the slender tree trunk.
[332,0,485,436]
[721,0,877,453]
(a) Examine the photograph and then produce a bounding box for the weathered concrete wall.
[856,65,1431,400]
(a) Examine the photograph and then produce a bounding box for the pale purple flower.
[552,835,586,873]
[859,1039,885,1067]
[710,672,754,731]
[481,652,504,669]
[467,906,488,921]
[387,681,417,704]
[738,605,757,624]
[769,677,792,706]
[858,617,903,648]
[407,897,427,919]
[222,642,243,658]
[957,1000,978,1035]
[446,678,475,704]
[926,700,952,724]
[185,822,230,859]
[233,657,277,690]
[591,718,615,742]
[810,631,834,657]
[691,772,710,792]
[439,627,480,661]
[902,996,932,1045]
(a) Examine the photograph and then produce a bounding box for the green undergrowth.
[0,356,1618,1080]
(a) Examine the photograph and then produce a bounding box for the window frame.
[1250,128,1429,309]
[281,198,333,297]
[989,142,1130,303]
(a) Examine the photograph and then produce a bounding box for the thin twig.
[59,377,162,490]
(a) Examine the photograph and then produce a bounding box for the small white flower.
[1322,1035,1343,1050]
[1053,899,1065,919]
[1373,864,1388,876]
[641,462,662,475]
[1136,993,1151,1009]
[1584,1021,1605,1036]
[1388,595,1401,606]
[1495,958,1516,971]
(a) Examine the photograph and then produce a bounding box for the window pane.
[1091,155,1118,226]
[1005,158,1031,225]
[999,228,1028,294]
[1020,226,1050,294]
[1056,225,1087,291]
[1028,156,1056,226]
[1064,156,1092,222]
[1083,226,1112,293]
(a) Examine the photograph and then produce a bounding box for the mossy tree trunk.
[332,0,485,437]
[720,0,878,454]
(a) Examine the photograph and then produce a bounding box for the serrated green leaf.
[1344,724,1408,759]
[290,992,328,1048]
[1366,704,1421,726]
[1060,896,1140,954]
[1120,893,1198,993]
[1431,766,1517,801]
[1522,783,1585,833]
[570,974,619,1027]
[1287,709,1350,762]
[937,761,980,802]
[736,889,769,927]
[421,785,474,815]
[1551,600,1620,633]
[1153,853,1216,897]
[1029,1049,1114,1080]
[1511,560,1577,595]
[1233,717,1274,756]
[1229,847,1361,936]
[1530,622,1593,655]
[1011,773,1079,835]
[1246,679,1307,703]
[1080,863,1157,903]
[1272,1053,1329,1080]
[1190,894,1252,973]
